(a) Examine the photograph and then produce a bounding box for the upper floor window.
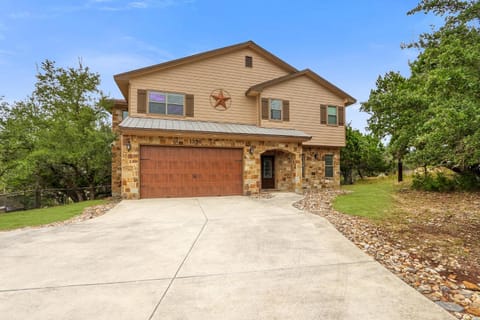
[327,106,337,125]
[148,91,184,116]
[261,98,289,121]
[321,104,344,126]
[122,110,129,120]
[325,154,334,178]
[270,99,283,120]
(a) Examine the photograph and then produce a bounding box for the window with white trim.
[270,99,282,120]
[327,106,337,125]
[148,91,185,116]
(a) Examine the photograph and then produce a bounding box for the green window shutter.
[282,100,290,121]
[137,89,147,114]
[185,94,194,117]
[261,98,269,120]
[338,106,345,126]
[320,105,327,124]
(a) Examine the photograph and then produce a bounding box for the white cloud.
[8,11,31,19]
[6,0,194,17]
[128,1,149,9]
[94,0,193,11]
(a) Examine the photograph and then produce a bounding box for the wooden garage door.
[140,146,243,198]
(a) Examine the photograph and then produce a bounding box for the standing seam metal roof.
[119,117,311,139]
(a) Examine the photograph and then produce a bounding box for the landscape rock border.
[294,190,480,320]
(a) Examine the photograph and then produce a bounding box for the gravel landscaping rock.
[24,199,119,230]
[436,301,465,313]
[294,189,480,319]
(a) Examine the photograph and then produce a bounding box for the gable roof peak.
[113,41,298,99]
[246,68,356,106]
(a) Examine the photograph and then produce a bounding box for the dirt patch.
[392,190,480,284]
[295,189,480,320]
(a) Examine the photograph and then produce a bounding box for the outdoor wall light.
[125,139,131,152]
[314,153,319,160]
[249,145,255,155]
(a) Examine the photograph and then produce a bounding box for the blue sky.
[0,0,439,131]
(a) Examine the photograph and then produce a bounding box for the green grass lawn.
[333,177,401,220]
[0,200,106,231]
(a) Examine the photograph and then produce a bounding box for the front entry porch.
[260,150,297,192]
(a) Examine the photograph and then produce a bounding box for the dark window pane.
[271,109,282,120]
[328,115,337,125]
[325,154,334,178]
[325,155,333,166]
[325,166,334,178]
[149,102,166,114]
[167,104,184,115]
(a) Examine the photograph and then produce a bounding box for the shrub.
[412,171,479,191]
[455,173,480,191]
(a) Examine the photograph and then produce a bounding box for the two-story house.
[111,41,356,199]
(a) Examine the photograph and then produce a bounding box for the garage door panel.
[140,146,243,198]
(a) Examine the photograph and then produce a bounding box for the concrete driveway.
[0,193,454,319]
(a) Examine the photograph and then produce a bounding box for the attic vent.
[245,56,253,68]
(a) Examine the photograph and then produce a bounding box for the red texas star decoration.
[210,89,231,110]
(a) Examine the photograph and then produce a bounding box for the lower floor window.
[301,154,305,178]
[325,154,334,178]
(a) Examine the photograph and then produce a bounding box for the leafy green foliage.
[412,171,479,191]
[0,61,115,200]
[341,124,389,184]
[362,0,480,189]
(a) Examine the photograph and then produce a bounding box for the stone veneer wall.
[302,146,341,189]
[120,134,303,199]
[274,151,296,191]
[111,106,126,198]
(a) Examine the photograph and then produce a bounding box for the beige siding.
[128,48,289,125]
[261,76,346,147]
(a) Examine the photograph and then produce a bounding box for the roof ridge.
[113,41,299,100]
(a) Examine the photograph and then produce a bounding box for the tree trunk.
[89,184,95,200]
[34,175,41,208]
[343,169,354,185]
[34,188,41,209]
[357,169,364,180]
[398,158,403,182]
[66,189,80,203]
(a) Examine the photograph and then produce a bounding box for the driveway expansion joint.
[0,277,173,293]
[174,260,377,280]
[147,198,209,320]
